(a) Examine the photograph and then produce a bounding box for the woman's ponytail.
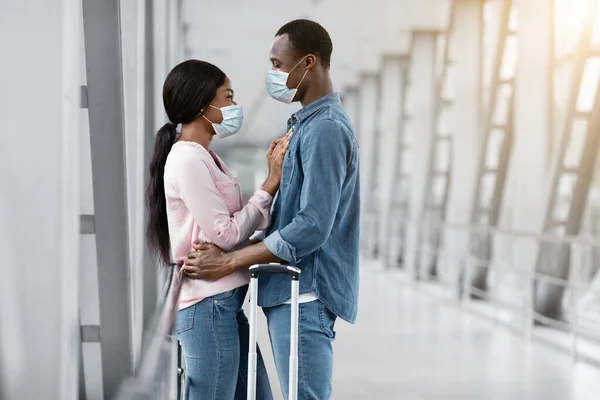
[146,122,179,266]
[146,60,226,266]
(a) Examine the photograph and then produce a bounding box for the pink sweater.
[164,141,273,310]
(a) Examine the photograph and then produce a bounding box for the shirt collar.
[289,92,341,125]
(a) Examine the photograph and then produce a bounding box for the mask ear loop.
[202,104,222,124]
[295,69,309,89]
[290,55,307,72]
[289,55,310,89]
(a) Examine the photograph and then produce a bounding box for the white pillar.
[552,0,585,160]
[506,0,552,267]
[357,73,381,254]
[120,0,146,368]
[442,0,483,273]
[0,1,81,399]
[168,0,181,66]
[342,88,360,140]
[404,32,437,276]
[354,0,383,257]
[376,56,407,263]
[153,0,169,129]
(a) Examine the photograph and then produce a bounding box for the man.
[184,19,360,399]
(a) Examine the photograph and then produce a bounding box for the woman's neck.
[178,121,214,149]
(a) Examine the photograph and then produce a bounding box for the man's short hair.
[276,19,333,69]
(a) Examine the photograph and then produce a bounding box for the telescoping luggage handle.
[247,264,301,400]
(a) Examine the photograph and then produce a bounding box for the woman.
[146,60,288,400]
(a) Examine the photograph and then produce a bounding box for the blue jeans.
[176,285,273,400]
[263,300,337,400]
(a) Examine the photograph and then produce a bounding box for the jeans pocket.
[176,304,196,335]
[318,301,337,340]
[211,287,239,304]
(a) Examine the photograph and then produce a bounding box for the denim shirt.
[261,93,361,323]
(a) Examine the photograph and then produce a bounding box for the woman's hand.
[262,128,293,196]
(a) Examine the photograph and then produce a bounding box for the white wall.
[0,1,81,399]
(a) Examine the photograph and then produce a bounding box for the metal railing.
[114,266,183,400]
[388,219,600,367]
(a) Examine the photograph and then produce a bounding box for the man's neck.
[300,72,334,107]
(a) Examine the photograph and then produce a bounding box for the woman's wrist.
[261,176,280,196]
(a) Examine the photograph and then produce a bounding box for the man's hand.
[183,243,234,281]
[184,241,281,281]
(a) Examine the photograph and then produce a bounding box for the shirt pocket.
[281,149,295,187]
[214,178,242,215]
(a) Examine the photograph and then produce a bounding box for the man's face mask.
[266,56,309,104]
[203,104,244,138]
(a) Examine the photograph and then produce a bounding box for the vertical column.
[79,12,102,400]
[533,0,600,318]
[404,32,438,276]
[467,0,515,292]
[0,1,81,398]
[443,0,483,276]
[82,1,133,398]
[141,0,157,337]
[357,73,381,255]
[0,219,23,400]
[60,2,84,398]
[121,0,158,368]
[376,55,407,263]
[168,0,181,66]
[165,3,182,392]
[341,87,360,140]
[120,0,143,368]
[509,0,551,273]
[153,0,169,130]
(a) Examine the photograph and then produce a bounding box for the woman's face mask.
[266,56,309,104]
[203,104,244,138]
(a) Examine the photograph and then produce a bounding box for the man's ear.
[305,54,318,70]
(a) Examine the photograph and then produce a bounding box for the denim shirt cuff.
[264,230,295,262]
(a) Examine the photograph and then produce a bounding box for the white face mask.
[266,56,309,104]
[203,104,244,138]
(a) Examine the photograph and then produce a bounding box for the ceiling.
[181,0,450,152]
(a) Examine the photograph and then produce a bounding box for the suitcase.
[247,264,302,400]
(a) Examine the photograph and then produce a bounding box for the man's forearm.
[226,241,283,272]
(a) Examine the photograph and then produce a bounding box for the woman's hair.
[146,60,227,265]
